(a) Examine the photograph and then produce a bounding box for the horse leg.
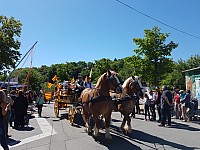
[120,115,126,133]
[104,112,112,140]
[126,115,132,134]
[82,109,92,135]
[93,114,100,138]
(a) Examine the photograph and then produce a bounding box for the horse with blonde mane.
[79,70,123,140]
[110,76,144,134]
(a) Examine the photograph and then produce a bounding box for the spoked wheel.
[68,105,75,125]
[54,100,59,117]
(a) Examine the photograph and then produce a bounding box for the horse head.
[95,70,123,96]
[122,76,144,98]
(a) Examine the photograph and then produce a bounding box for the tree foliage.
[0,16,22,73]
[133,26,178,86]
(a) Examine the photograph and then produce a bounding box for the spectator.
[9,90,17,127]
[173,90,181,119]
[149,90,156,121]
[27,90,34,104]
[159,85,173,127]
[144,94,150,121]
[180,90,185,120]
[13,90,28,128]
[36,93,45,117]
[155,87,162,122]
[0,90,9,150]
[2,89,13,138]
[182,90,191,122]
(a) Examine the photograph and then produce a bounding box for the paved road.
[3,102,200,150]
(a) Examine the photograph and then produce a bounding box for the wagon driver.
[75,75,84,98]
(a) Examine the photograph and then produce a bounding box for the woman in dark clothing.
[0,90,9,150]
[13,90,28,128]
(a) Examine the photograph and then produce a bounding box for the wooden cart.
[53,84,80,125]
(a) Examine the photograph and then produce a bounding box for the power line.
[115,0,200,40]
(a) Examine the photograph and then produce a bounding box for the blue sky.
[1,0,200,68]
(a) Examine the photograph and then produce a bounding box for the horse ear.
[131,76,135,80]
[106,70,111,77]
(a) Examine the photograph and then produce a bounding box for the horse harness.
[82,88,112,105]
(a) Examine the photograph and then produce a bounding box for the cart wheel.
[54,100,59,117]
[68,106,75,125]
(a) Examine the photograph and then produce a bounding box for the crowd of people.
[133,85,193,127]
[0,88,45,150]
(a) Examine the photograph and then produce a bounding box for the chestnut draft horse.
[79,70,123,140]
[110,76,144,134]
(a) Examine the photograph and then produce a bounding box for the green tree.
[11,68,42,90]
[0,16,22,73]
[185,54,200,69]
[133,26,178,86]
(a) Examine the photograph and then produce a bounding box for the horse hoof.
[84,128,88,133]
[127,129,132,134]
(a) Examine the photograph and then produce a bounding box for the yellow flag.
[71,77,75,83]
[47,82,53,88]
[52,75,58,82]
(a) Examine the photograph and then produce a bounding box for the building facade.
[183,66,200,106]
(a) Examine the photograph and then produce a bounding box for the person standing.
[0,90,9,150]
[155,87,162,122]
[2,89,14,138]
[13,90,28,128]
[144,94,150,121]
[36,93,44,117]
[159,85,173,127]
[9,90,17,127]
[149,90,156,121]
[182,90,191,122]
[173,90,181,119]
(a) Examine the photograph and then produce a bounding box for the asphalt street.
[2,102,200,150]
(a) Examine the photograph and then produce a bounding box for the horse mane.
[95,72,106,88]
[122,76,141,88]
[122,77,133,88]
[95,70,117,89]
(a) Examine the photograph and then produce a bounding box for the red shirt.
[174,93,180,103]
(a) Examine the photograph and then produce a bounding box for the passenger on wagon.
[84,76,94,89]
[75,75,84,98]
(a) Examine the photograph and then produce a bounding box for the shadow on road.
[108,125,198,150]
[7,138,20,146]
[95,132,142,150]
[169,121,200,131]
[12,126,34,131]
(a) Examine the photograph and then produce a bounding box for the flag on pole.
[52,75,58,82]
[89,67,92,78]
[47,82,53,88]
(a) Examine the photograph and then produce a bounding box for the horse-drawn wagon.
[53,82,80,125]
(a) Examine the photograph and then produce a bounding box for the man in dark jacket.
[13,90,28,128]
[159,85,173,127]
